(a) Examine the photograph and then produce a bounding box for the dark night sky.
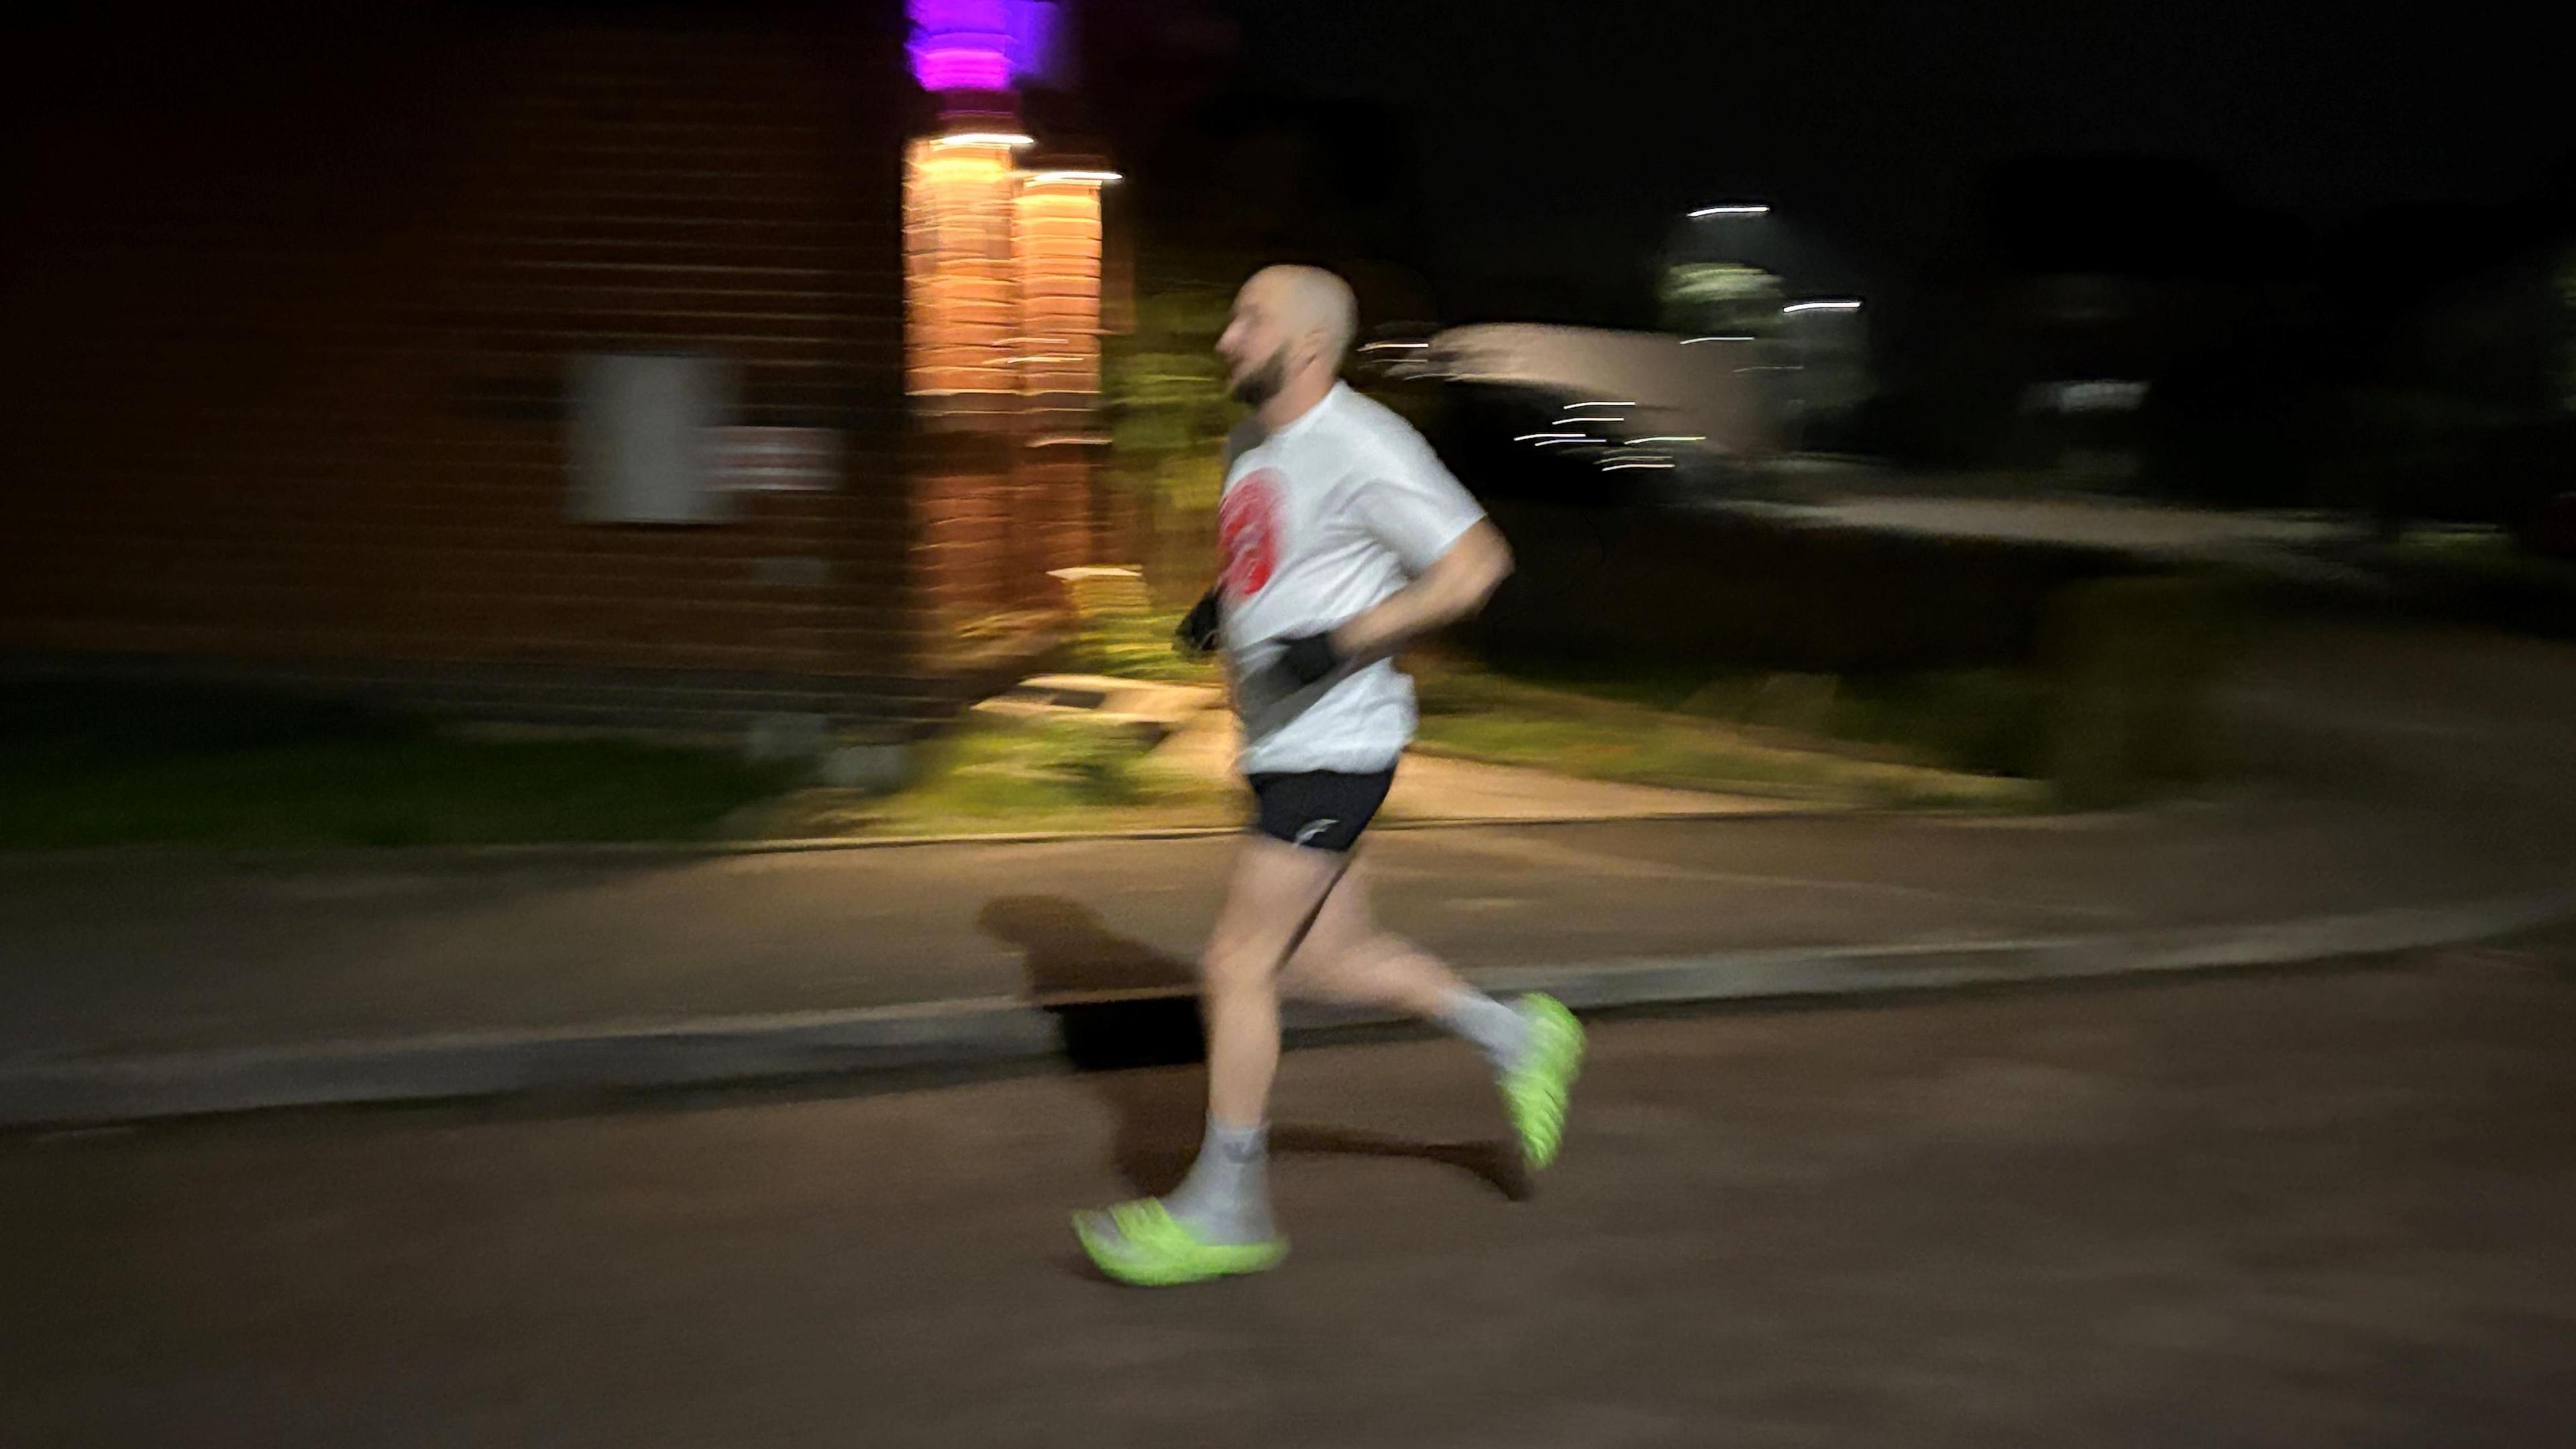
[1201,0,2564,286]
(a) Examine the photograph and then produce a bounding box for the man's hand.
[1173,588,1222,659]
[1240,628,1346,706]
[1272,631,1341,686]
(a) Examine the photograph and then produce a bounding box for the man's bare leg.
[1098,834,1342,1252]
[1285,855,1464,1008]
[1200,834,1346,1124]
[1281,855,1533,1075]
[1074,835,1336,1273]
[1077,835,1582,1282]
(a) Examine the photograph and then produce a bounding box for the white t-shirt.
[1216,382,1487,775]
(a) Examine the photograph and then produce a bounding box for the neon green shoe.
[1503,994,1585,1170]
[1073,1198,1288,1287]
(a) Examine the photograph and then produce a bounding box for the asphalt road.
[9,940,2576,1447]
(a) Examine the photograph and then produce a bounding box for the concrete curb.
[7,887,2571,1130]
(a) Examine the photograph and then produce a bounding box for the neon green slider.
[1503,994,1585,1169]
[1073,1199,1288,1287]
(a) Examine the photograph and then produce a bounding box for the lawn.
[2380,525,2576,607]
[735,720,1243,840]
[1057,584,2055,804]
[1407,655,2054,810]
[1,637,2054,853]
[0,684,804,850]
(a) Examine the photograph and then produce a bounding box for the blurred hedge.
[1466,501,2243,803]
[2041,574,2243,806]
[1468,500,2125,672]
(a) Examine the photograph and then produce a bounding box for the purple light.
[908,0,1063,93]
[914,44,1010,93]
[1008,1,1066,89]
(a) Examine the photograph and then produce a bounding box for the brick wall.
[912,438,1022,638]
[910,434,1119,660]
[0,5,953,733]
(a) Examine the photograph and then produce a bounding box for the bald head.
[1250,265,1357,364]
[1218,264,1358,414]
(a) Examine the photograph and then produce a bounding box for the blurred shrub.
[1056,567,1215,683]
[1470,500,2115,672]
[1459,502,2255,804]
[2139,339,2330,508]
[1833,668,2056,780]
[0,679,419,755]
[1104,288,1235,605]
[2041,574,2243,807]
[1018,718,1156,805]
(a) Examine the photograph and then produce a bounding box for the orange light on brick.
[1012,171,1106,409]
[904,136,1020,407]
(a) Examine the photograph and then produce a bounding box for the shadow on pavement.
[980,894,1207,1196]
[977,894,1521,1203]
[1272,1124,1526,1201]
[979,894,1205,1071]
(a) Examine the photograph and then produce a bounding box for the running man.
[1075,265,1585,1287]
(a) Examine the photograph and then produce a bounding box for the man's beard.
[1228,347,1289,407]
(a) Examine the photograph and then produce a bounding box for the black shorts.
[1247,767,1397,853]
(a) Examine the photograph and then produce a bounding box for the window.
[566,354,737,524]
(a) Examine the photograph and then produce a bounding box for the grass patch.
[1045,592,2055,813]
[1,681,1238,850]
[1409,657,2052,810]
[0,683,801,849]
[2385,525,2576,590]
[2334,525,2576,643]
[1066,583,2052,806]
[1433,656,2053,777]
[1059,576,1222,685]
[740,718,1242,839]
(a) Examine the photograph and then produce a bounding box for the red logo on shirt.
[1218,469,1283,599]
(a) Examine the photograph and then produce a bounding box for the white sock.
[1436,986,1531,1075]
[1164,1118,1275,1245]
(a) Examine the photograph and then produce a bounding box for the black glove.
[1173,588,1222,659]
[1273,631,1342,687]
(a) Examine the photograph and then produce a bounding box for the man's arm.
[1331,519,1513,665]
[1266,520,1512,685]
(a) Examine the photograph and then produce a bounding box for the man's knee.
[1199,934,1281,991]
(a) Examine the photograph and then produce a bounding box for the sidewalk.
[5,794,2573,1126]
[5,618,2575,1126]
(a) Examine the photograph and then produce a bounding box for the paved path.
[5,800,2565,1063]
